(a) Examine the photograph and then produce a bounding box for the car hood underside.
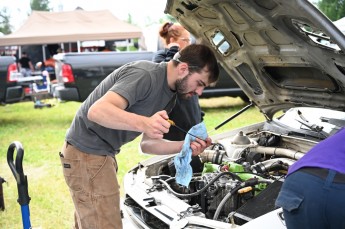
[165,0,345,119]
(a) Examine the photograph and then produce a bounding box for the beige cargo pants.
[60,142,122,229]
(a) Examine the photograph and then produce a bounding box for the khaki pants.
[60,142,122,229]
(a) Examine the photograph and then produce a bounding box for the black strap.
[299,167,345,183]
[164,94,177,114]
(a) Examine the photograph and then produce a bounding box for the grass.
[0,96,265,229]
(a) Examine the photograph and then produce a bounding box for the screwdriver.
[167,119,206,142]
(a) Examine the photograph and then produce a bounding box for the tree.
[318,0,345,21]
[30,0,51,12]
[127,13,133,24]
[0,8,12,34]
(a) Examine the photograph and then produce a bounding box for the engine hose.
[251,158,295,174]
[213,186,242,220]
[158,171,242,198]
[249,146,304,160]
[213,179,268,220]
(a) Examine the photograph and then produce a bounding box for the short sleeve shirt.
[66,60,176,156]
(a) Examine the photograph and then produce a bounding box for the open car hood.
[165,0,345,119]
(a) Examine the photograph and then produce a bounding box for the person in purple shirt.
[275,127,345,229]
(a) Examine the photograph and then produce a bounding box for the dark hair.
[174,44,219,83]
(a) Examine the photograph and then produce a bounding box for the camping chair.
[30,67,53,108]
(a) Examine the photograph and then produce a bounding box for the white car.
[123,0,345,228]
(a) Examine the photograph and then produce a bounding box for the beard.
[175,73,193,100]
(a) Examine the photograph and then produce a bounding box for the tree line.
[1,0,345,35]
[0,0,50,35]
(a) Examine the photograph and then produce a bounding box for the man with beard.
[60,44,219,229]
[153,22,203,142]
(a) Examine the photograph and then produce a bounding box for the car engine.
[124,127,318,228]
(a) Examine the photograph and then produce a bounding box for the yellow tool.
[167,119,206,141]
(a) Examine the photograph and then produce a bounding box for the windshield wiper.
[296,110,328,137]
[320,117,345,128]
[320,117,345,135]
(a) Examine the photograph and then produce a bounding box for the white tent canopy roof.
[334,17,345,33]
[0,10,143,46]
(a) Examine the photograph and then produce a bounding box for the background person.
[60,44,219,229]
[153,22,192,63]
[44,56,57,83]
[275,127,345,229]
[34,61,50,91]
[18,52,34,77]
[153,22,204,141]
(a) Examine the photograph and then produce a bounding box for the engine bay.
[124,128,318,228]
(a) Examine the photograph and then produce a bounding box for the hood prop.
[208,101,254,135]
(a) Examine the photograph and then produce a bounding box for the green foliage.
[318,0,345,21]
[30,0,51,12]
[0,8,12,34]
[127,13,133,24]
[165,14,178,23]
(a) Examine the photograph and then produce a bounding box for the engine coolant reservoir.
[218,131,257,159]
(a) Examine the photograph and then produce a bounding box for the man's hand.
[144,111,171,139]
[190,137,212,156]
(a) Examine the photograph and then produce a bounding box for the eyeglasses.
[179,38,191,43]
[173,52,200,70]
[174,56,197,68]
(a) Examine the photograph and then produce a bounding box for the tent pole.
[18,46,22,58]
[42,45,46,61]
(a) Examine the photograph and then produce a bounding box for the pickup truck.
[0,56,24,104]
[53,51,246,102]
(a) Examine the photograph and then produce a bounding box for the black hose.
[213,185,242,220]
[213,179,270,220]
[158,171,242,198]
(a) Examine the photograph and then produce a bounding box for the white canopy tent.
[334,17,345,33]
[0,9,143,56]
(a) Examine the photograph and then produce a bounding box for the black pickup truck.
[0,56,24,104]
[53,51,246,102]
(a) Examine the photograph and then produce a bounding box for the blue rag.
[174,122,208,187]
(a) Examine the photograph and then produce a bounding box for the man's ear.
[177,62,189,76]
[173,52,189,76]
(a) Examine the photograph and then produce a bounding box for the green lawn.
[0,97,264,228]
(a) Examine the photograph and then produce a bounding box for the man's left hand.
[190,137,212,156]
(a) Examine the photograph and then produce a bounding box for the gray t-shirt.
[66,60,175,156]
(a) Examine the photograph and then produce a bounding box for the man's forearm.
[140,136,183,155]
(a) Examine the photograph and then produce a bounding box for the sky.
[1,0,168,31]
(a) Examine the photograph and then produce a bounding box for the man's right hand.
[144,111,171,139]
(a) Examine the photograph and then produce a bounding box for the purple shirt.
[288,127,345,175]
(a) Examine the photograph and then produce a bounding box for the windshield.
[276,107,345,136]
